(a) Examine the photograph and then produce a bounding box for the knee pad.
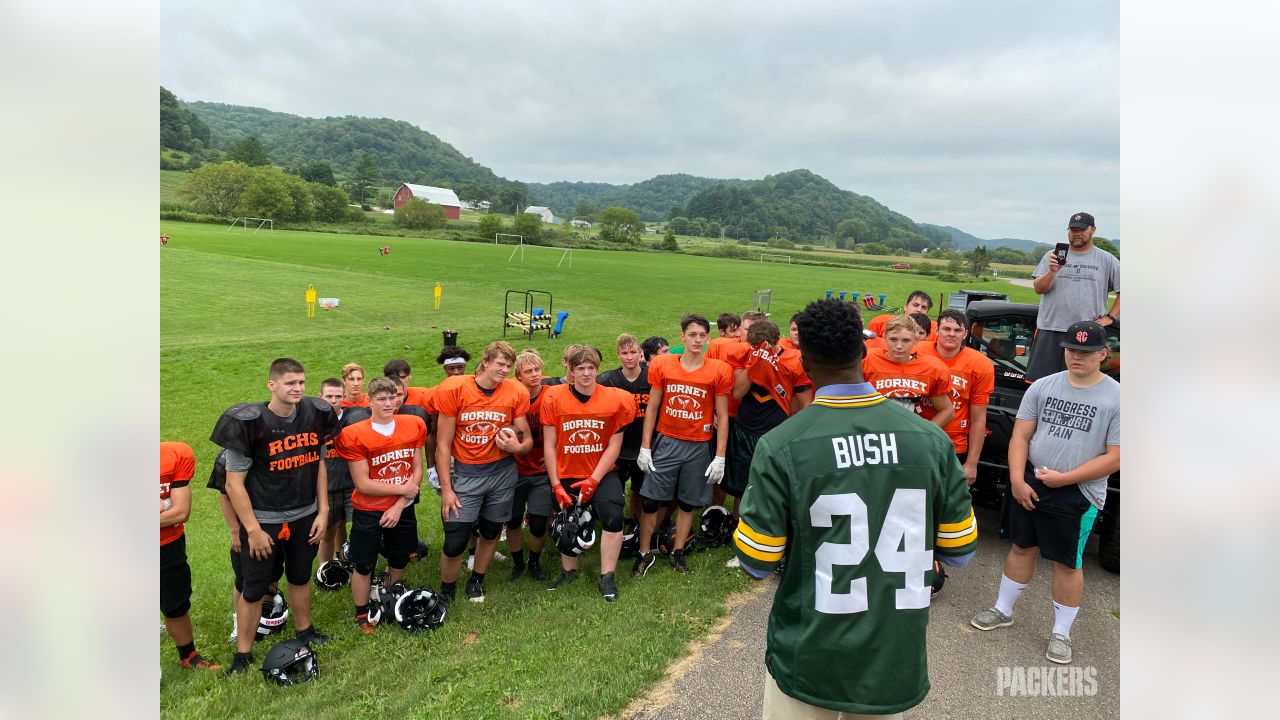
[354,561,377,577]
[596,502,624,533]
[527,515,548,538]
[642,497,664,515]
[385,553,410,570]
[678,500,698,513]
[241,584,267,605]
[442,522,473,558]
[161,599,191,620]
[505,515,524,531]
[476,517,503,541]
[285,567,312,588]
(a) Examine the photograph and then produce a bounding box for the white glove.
[705,456,726,485]
[426,466,441,492]
[637,448,654,473]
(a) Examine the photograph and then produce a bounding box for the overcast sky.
[160,0,1118,242]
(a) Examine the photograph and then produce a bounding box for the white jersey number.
[810,489,932,614]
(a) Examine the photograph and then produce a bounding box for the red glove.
[552,483,573,509]
[570,477,600,504]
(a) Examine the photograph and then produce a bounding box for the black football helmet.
[337,542,351,564]
[409,538,430,563]
[315,560,352,591]
[550,504,597,557]
[260,639,319,685]
[620,516,640,559]
[371,581,407,627]
[256,591,289,640]
[698,505,737,548]
[657,521,697,557]
[394,586,448,632]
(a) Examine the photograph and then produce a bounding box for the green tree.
[310,183,350,222]
[1093,236,1120,259]
[178,161,254,215]
[574,198,598,222]
[599,206,642,244]
[375,190,393,210]
[966,245,991,275]
[160,87,212,152]
[394,198,446,230]
[475,213,504,239]
[237,171,293,219]
[703,219,722,238]
[512,212,543,243]
[947,257,966,276]
[834,236,847,250]
[837,217,870,243]
[668,216,691,235]
[496,183,528,215]
[298,160,336,186]
[351,152,381,205]
[458,182,494,207]
[861,242,891,255]
[226,136,271,167]
[662,229,679,252]
[278,171,313,222]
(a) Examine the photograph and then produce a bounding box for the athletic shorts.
[451,457,517,524]
[348,507,418,571]
[726,423,766,498]
[614,457,645,495]
[327,489,354,525]
[510,473,555,526]
[238,511,320,602]
[566,471,625,532]
[1025,329,1068,382]
[160,536,192,619]
[1006,468,1100,569]
[641,434,713,507]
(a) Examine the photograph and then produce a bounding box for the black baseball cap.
[1060,320,1107,351]
[1068,212,1095,229]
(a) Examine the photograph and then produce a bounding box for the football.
[496,425,525,444]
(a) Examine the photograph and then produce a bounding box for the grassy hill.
[527,173,751,222]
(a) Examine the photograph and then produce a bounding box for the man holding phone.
[1026,212,1121,381]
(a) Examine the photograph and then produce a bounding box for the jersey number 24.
[811,489,932,614]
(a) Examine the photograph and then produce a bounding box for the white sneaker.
[724,556,742,569]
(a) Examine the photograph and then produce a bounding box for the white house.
[523,206,555,223]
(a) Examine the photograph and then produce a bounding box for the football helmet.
[409,538,430,563]
[256,591,289,640]
[619,516,640,559]
[550,504,597,557]
[260,639,319,685]
[656,522,697,557]
[699,505,737,548]
[315,560,352,591]
[337,542,351,564]
[394,586,448,632]
[370,580,407,627]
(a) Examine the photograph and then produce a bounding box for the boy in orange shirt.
[161,441,220,671]
[434,340,534,603]
[336,377,427,634]
[541,345,637,600]
[634,314,732,576]
[861,315,954,428]
[340,363,368,407]
[915,309,996,485]
[508,349,553,582]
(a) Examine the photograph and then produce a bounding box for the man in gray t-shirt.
[970,320,1120,666]
[1026,212,1121,381]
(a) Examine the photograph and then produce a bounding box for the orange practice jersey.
[160,441,196,546]
[707,339,750,417]
[647,353,733,442]
[867,313,937,341]
[914,342,995,452]
[778,337,797,352]
[861,349,951,418]
[337,415,427,512]
[404,386,434,413]
[434,375,531,465]
[539,384,636,480]
[515,389,548,476]
[741,343,810,414]
[341,392,369,408]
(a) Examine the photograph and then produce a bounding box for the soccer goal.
[495,233,524,246]
[760,253,792,264]
[228,217,274,233]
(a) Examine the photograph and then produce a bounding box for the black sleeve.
[209,403,264,455]
[303,396,340,438]
[206,449,228,494]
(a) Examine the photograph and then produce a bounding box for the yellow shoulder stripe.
[938,509,976,533]
[737,521,786,547]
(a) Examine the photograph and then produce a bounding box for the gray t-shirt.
[1016,371,1120,508]
[1033,245,1121,331]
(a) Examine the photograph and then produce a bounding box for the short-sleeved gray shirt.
[1016,371,1120,508]
[1033,245,1121,331]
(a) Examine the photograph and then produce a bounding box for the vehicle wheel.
[1098,506,1119,574]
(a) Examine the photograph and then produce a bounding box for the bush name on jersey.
[268,432,323,471]
[832,433,900,468]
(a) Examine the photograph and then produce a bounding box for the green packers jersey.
[735,383,977,715]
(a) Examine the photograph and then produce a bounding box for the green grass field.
[159,220,1037,718]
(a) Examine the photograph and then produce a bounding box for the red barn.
[392,183,462,220]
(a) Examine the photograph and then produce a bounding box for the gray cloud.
[161,0,1118,241]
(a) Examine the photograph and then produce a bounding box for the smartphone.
[1054,242,1069,266]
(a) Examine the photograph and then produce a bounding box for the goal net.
[495,233,524,246]
[760,253,792,264]
[228,217,274,233]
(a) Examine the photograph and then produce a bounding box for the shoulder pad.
[226,402,264,421]
[343,406,372,424]
[207,450,228,492]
